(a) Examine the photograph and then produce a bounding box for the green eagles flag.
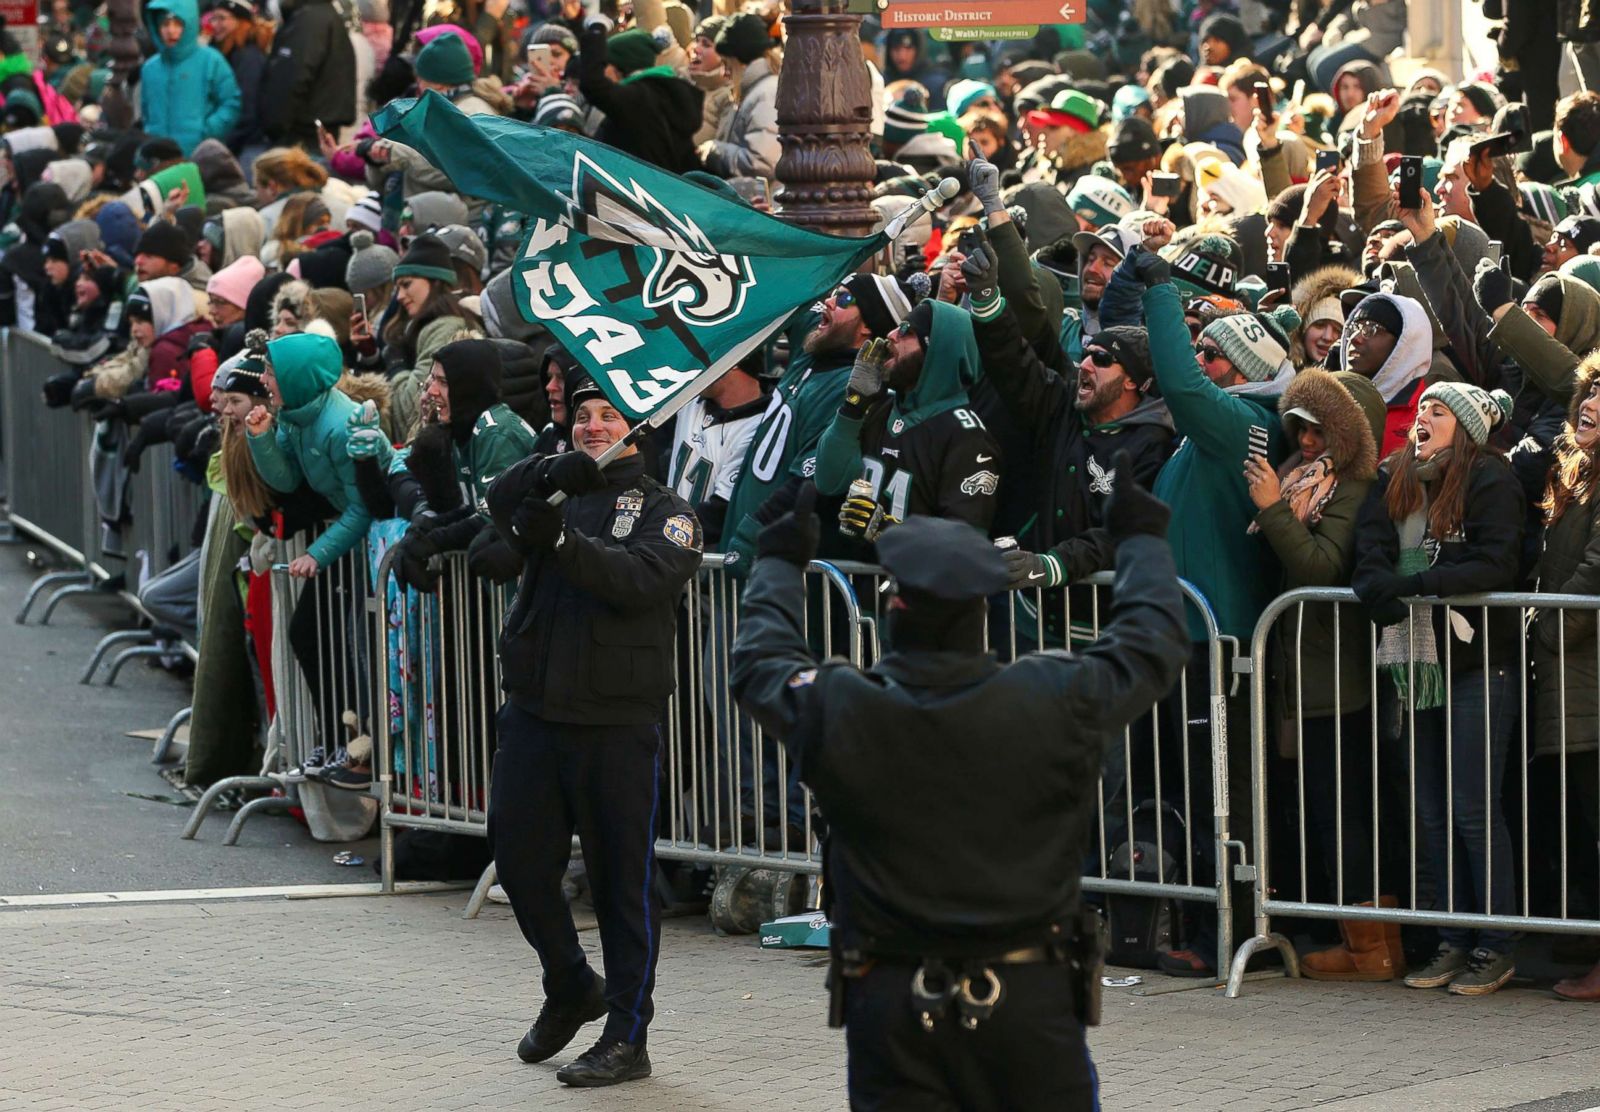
[373,93,888,422]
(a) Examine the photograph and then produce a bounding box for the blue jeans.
[1410,668,1520,952]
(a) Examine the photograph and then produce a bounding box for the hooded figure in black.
[532,342,586,456]
[0,181,71,328]
[378,339,542,588]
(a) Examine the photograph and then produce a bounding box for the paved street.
[7,539,1600,1112]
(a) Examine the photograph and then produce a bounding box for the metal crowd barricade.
[183,533,376,843]
[3,329,107,622]
[374,548,1238,957]
[1227,588,1600,997]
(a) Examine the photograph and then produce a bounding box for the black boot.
[516,974,607,1064]
[556,1036,652,1087]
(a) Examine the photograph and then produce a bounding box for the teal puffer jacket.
[139,0,241,155]
[248,333,381,567]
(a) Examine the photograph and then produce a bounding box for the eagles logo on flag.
[372,93,888,426]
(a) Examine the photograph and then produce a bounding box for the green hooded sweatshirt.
[247,333,380,567]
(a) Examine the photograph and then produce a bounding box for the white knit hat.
[1202,306,1301,382]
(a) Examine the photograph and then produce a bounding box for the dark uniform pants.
[843,961,1099,1112]
[489,702,662,1045]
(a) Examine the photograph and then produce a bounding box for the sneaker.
[1448,947,1515,996]
[556,1036,651,1087]
[518,975,607,1064]
[312,763,373,791]
[1403,944,1470,989]
[1156,948,1217,978]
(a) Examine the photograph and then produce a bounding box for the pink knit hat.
[207,254,266,309]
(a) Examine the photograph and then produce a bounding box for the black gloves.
[69,374,101,411]
[540,450,606,497]
[467,525,524,583]
[1360,570,1421,626]
[1473,258,1513,317]
[1131,250,1172,288]
[1104,450,1170,541]
[958,243,1001,303]
[394,526,443,593]
[1001,547,1062,589]
[43,370,79,408]
[757,481,820,567]
[404,422,464,514]
[186,330,217,356]
[508,496,565,555]
[694,495,729,547]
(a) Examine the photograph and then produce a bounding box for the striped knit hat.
[1066,174,1134,229]
[884,89,933,147]
[1201,305,1301,382]
[841,272,916,338]
[1417,381,1513,446]
[1520,180,1568,227]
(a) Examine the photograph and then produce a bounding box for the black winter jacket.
[578,26,704,174]
[1351,456,1527,672]
[260,0,356,142]
[487,452,701,724]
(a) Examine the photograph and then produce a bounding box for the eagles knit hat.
[1521,181,1568,227]
[1201,306,1301,382]
[1561,253,1600,295]
[533,93,584,129]
[1417,381,1513,445]
[1089,325,1154,387]
[946,78,997,118]
[392,232,457,283]
[345,230,399,293]
[1107,116,1160,164]
[607,29,661,76]
[1066,175,1134,228]
[415,31,476,86]
[345,193,383,234]
[531,22,579,54]
[1555,214,1600,254]
[1185,292,1247,328]
[842,272,915,338]
[714,12,770,65]
[694,14,727,43]
[217,349,270,398]
[1113,84,1152,122]
[135,219,192,266]
[884,89,933,146]
[1166,233,1241,299]
[215,0,254,18]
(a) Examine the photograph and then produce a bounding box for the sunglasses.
[895,320,914,336]
[1083,348,1117,368]
[830,288,856,310]
[1195,344,1227,364]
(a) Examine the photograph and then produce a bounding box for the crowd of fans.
[12,0,1600,1001]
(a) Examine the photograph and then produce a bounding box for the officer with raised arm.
[729,453,1189,1110]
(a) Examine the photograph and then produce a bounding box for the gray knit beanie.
[345,230,399,294]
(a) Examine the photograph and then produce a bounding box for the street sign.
[874,0,1082,29]
[930,24,1038,40]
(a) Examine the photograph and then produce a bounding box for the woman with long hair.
[1533,352,1600,1001]
[1352,381,1525,996]
[252,146,328,240]
[261,192,330,271]
[382,232,477,438]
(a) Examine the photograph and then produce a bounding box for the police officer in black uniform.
[485,377,702,1088]
[729,452,1189,1111]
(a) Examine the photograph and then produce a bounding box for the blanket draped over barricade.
[373,92,887,422]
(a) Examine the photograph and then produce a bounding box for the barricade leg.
[151,705,192,764]
[16,570,85,624]
[38,580,100,625]
[80,629,153,683]
[104,641,180,685]
[222,795,293,845]
[463,861,497,921]
[180,774,279,839]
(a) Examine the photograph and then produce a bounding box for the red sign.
[879,0,1081,28]
[0,0,38,26]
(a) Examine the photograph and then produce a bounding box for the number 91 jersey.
[859,404,1000,532]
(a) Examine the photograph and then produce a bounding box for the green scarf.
[1376,452,1446,710]
[621,65,677,85]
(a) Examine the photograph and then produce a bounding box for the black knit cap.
[1088,325,1153,387]
[841,272,915,339]
[1525,273,1566,323]
[135,219,192,266]
[907,298,936,348]
[1348,294,1404,337]
[566,375,635,426]
[218,350,269,397]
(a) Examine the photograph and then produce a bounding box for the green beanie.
[606,29,660,76]
[415,33,476,87]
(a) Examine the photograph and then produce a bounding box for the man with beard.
[960,240,1173,590]
[721,273,915,570]
[812,299,999,539]
[1069,224,1138,341]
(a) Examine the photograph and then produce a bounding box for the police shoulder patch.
[663,514,699,549]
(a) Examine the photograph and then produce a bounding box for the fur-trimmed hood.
[1567,351,1600,431]
[1048,126,1109,174]
[1290,264,1361,365]
[1277,367,1380,481]
[273,279,313,328]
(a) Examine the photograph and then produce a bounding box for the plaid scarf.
[1375,453,1446,710]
